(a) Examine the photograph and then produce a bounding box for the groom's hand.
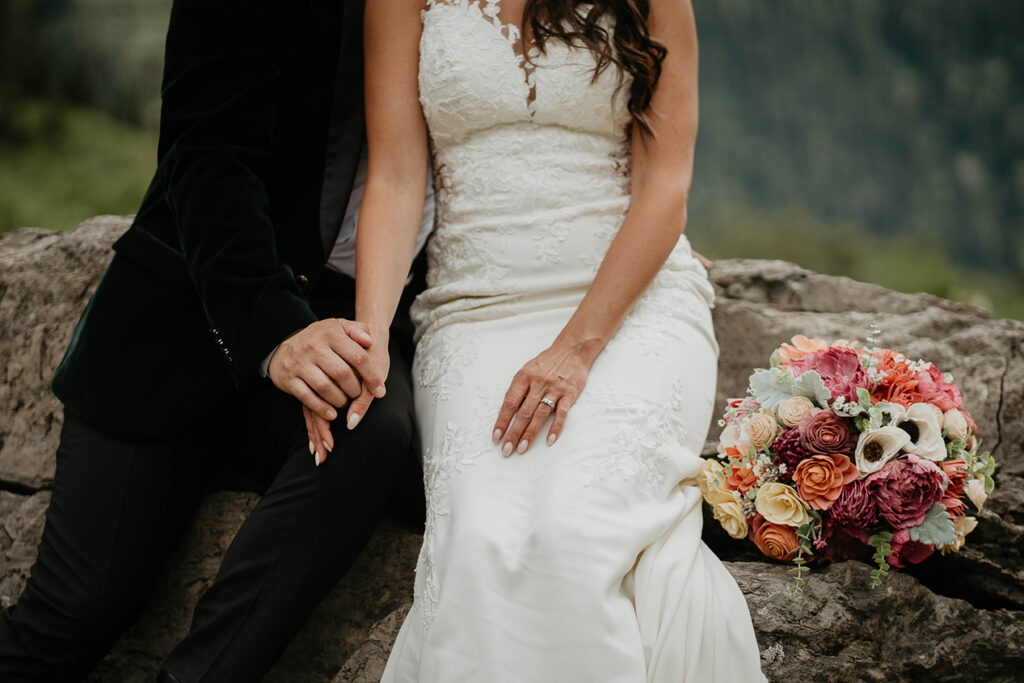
[267,318,386,421]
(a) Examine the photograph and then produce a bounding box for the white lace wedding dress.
[382,1,765,680]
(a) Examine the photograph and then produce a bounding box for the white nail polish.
[517,440,528,454]
[323,440,332,453]
[502,442,514,457]
[314,452,321,467]
[547,433,557,446]
[308,440,315,455]
[348,413,361,430]
[492,429,503,444]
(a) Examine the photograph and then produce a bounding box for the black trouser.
[0,272,423,682]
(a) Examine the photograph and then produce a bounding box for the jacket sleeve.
[156,0,318,387]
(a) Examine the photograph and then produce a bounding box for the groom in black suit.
[0,0,429,680]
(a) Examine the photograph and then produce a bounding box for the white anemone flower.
[855,426,911,476]
[895,402,947,461]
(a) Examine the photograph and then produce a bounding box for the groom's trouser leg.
[0,412,205,682]
[162,310,419,682]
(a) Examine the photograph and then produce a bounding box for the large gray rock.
[1,219,1022,681]
[341,562,1024,683]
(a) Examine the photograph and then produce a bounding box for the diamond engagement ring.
[540,397,556,408]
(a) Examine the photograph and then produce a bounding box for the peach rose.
[698,459,735,506]
[747,412,780,451]
[712,500,749,540]
[792,452,859,511]
[778,396,815,428]
[750,513,801,562]
[754,482,811,527]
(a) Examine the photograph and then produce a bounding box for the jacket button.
[295,274,310,293]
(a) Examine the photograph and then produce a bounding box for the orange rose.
[749,514,801,562]
[726,465,758,495]
[792,452,858,510]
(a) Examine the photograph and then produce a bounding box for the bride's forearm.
[555,179,688,362]
[354,178,425,337]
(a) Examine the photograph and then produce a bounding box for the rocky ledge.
[2,217,1022,681]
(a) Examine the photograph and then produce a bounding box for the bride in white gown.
[340,0,765,679]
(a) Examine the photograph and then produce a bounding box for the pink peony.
[798,409,859,456]
[772,428,814,482]
[886,528,934,569]
[787,346,870,404]
[865,455,946,528]
[916,363,963,411]
[827,479,880,529]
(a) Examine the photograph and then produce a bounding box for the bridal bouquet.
[700,331,996,589]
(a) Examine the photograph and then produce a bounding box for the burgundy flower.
[818,519,872,563]
[865,455,946,529]
[798,409,859,456]
[916,362,963,412]
[787,346,870,404]
[827,479,880,529]
[772,428,814,482]
[886,528,934,569]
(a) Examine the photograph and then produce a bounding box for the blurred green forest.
[0,0,1021,319]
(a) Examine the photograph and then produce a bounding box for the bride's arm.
[493,0,700,454]
[346,0,430,428]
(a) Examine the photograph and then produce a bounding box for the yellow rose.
[964,478,989,512]
[699,459,736,506]
[777,396,814,428]
[754,482,811,527]
[712,500,749,539]
[747,412,780,452]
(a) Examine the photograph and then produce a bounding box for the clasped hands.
[267,318,389,466]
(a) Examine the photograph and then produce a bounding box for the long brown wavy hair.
[522,0,667,136]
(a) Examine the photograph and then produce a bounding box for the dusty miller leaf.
[907,503,957,546]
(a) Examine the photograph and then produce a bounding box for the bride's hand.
[492,341,593,456]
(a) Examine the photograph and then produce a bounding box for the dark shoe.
[157,669,183,683]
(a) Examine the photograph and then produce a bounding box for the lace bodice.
[419,0,632,144]
[413,0,667,342]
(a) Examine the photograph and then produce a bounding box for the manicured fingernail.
[314,452,321,467]
[517,439,528,454]
[324,440,332,453]
[308,440,315,455]
[502,442,514,457]
[374,384,386,398]
[348,413,361,430]
[326,408,337,420]
[492,429,503,444]
[547,433,557,446]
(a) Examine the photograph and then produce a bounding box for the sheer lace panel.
[425,0,538,116]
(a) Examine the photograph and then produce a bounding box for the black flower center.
[901,421,920,443]
[864,441,884,462]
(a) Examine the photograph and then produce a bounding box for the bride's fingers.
[545,396,574,446]
[315,412,334,459]
[514,396,557,454]
[502,388,544,456]
[493,372,529,444]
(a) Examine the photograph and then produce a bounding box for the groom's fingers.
[346,385,375,431]
[340,319,373,348]
[289,378,338,422]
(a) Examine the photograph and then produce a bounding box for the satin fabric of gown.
[382,1,765,680]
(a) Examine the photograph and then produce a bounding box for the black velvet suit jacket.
[52,0,368,440]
